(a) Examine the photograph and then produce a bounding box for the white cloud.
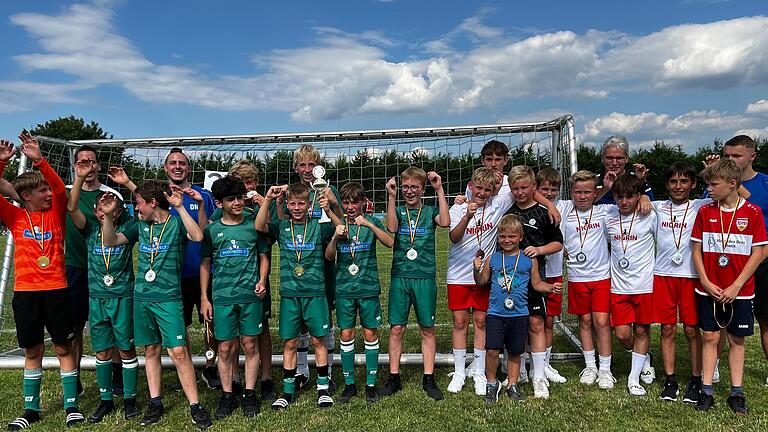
[734,127,768,139]
[746,99,768,114]
[585,110,754,142]
[0,81,92,113]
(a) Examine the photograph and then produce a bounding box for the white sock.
[326,326,336,375]
[532,352,546,380]
[545,346,553,366]
[473,349,486,377]
[519,352,528,376]
[583,349,596,369]
[297,332,310,376]
[644,353,651,369]
[629,352,646,386]
[453,348,467,375]
[599,355,612,373]
[715,358,720,370]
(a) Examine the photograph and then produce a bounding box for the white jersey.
[447,191,515,284]
[465,175,510,201]
[652,198,712,278]
[606,207,657,294]
[560,201,613,283]
[545,199,567,278]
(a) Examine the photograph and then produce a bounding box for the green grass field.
[1,232,768,431]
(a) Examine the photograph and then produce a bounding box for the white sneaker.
[579,367,598,385]
[501,377,509,387]
[712,365,720,384]
[597,370,616,389]
[640,364,655,384]
[544,365,567,384]
[532,378,550,399]
[518,368,529,384]
[473,373,487,396]
[447,372,466,393]
[628,383,647,396]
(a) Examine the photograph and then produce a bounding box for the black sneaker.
[231,381,244,398]
[365,385,380,403]
[379,374,402,397]
[214,393,238,420]
[87,400,115,423]
[695,393,715,412]
[506,383,524,402]
[141,403,163,426]
[169,380,183,393]
[484,381,501,404]
[338,384,357,404]
[727,394,748,415]
[271,394,294,411]
[422,375,444,401]
[260,379,278,401]
[7,409,40,431]
[682,378,702,404]
[317,390,334,408]
[241,391,260,417]
[659,378,679,402]
[190,405,213,430]
[201,366,222,390]
[123,398,140,420]
[65,407,85,428]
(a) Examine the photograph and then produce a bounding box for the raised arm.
[67,161,99,230]
[166,188,203,242]
[325,223,347,261]
[107,166,137,193]
[181,187,208,232]
[385,177,398,233]
[0,140,20,202]
[100,194,130,246]
[318,192,341,226]
[256,186,284,233]
[428,171,450,228]
[449,203,477,244]
[19,133,66,210]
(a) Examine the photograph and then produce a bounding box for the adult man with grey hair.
[594,135,654,205]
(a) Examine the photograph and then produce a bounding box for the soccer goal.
[0,115,579,367]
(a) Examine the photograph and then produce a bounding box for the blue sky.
[0,0,766,152]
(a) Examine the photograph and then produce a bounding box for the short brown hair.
[229,160,258,184]
[471,167,498,188]
[12,172,47,203]
[724,135,756,150]
[480,140,509,158]
[611,173,644,197]
[701,159,742,187]
[135,180,171,209]
[498,214,523,235]
[286,182,310,201]
[340,182,366,202]
[293,144,321,168]
[536,168,561,188]
[401,166,427,187]
[570,170,598,188]
[508,165,535,185]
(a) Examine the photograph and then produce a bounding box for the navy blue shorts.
[66,265,89,328]
[697,294,754,337]
[485,315,528,355]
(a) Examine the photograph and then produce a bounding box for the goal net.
[0,115,579,365]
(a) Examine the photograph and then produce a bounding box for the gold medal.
[37,256,50,268]
[294,265,305,277]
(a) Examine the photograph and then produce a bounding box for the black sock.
[149,396,163,408]
[666,373,677,382]
[189,403,201,413]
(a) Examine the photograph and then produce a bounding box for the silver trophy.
[311,165,332,223]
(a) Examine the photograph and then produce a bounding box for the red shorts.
[652,275,699,326]
[567,278,611,315]
[447,284,490,311]
[610,292,653,326]
[545,276,563,317]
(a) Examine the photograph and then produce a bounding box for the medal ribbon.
[669,200,690,251]
[290,219,310,265]
[344,216,362,265]
[25,210,45,254]
[619,209,637,256]
[719,198,741,254]
[148,216,170,271]
[474,204,487,252]
[405,206,423,247]
[100,228,113,275]
[573,206,593,255]
[501,252,521,295]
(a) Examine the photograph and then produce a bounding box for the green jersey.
[65,186,128,268]
[333,216,387,298]
[84,219,137,298]
[202,219,270,305]
[268,218,333,297]
[392,205,439,279]
[122,215,188,302]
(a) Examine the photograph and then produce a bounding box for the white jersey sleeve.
[606,206,657,294]
[545,199,567,278]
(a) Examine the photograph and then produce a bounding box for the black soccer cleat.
[241,391,260,417]
[338,384,357,404]
[65,407,85,428]
[190,405,213,430]
[214,393,238,420]
[365,385,380,403]
[140,403,163,426]
[87,400,115,423]
[422,375,444,401]
[6,409,40,431]
[379,374,402,397]
[123,398,140,420]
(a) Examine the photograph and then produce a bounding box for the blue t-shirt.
[742,172,768,229]
[487,251,532,318]
[168,184,216,278]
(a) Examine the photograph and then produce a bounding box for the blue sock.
[702,384,714,396]
[730,386,743,396]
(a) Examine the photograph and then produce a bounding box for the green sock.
[365,339,379,387]
[95,359,113,401]
[283,368,296,396]
[61,369,79,409]
[316,365,330,391]
[23,368,43,411]
[122,357,139,399]
[340,339,356,385]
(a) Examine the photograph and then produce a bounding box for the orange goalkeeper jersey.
[0,158,67,292]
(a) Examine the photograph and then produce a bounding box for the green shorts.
[214,301,265,340]
[89,297,134,352]
[336,297,382,330]
[388,277,437,327]
[134,300,187,348]
[279,296,330,340]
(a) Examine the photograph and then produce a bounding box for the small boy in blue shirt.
[473,215,562,402]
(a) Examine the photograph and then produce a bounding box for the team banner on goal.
[204,170,228,190]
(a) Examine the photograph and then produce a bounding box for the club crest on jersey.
[220,239,248,257]
[736,217,748,231]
